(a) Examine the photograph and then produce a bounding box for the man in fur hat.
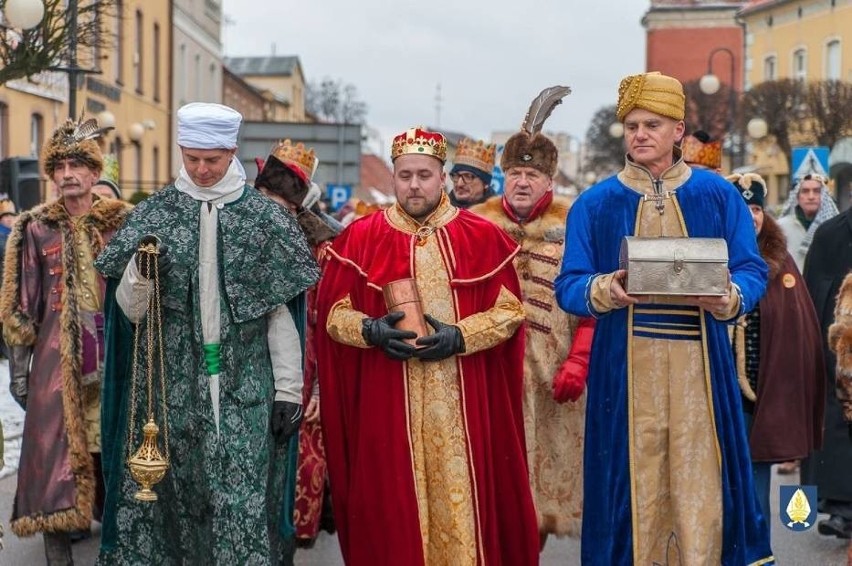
[555,72,772,565]
[448,137,496,208]
[254,141,341,559]
[0,116,131,564]
[316,126,539,564]
[470,91,592,549]
[94,103,319,564]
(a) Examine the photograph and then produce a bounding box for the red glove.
[553,317,595,403]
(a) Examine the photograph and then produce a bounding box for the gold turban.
[616,72,685,122]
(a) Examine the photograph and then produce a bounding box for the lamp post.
[700,47,738,169]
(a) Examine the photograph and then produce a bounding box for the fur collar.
[27,196,131,232]
[471,195,571,243]
[758,213,787,281]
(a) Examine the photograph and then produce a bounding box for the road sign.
[490,165,505,195]
[327,184,352,211]
[791,147,830,181]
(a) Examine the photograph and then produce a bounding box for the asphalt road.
[1,467,849,565]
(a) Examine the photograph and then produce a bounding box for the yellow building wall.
[92,0,173,196]
[742,0,852,206]
[0,0,172,203]
[241,72,307,122]
[744,0,852,86]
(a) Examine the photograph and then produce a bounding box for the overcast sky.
[221,1,649,153]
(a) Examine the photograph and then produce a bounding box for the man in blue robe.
[555,72,774,565]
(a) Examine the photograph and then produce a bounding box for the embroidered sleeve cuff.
[456,286,525,355]
[326,294,370,348]
[590,273,618,314]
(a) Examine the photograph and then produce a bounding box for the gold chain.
[126,243,170,462]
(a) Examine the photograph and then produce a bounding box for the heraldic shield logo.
[779,485,817,531]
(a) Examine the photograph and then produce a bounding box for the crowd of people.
[0,70,850,566]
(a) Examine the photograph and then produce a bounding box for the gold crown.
[453,138,496,173]
[271,139,317,181]
[391,127,447,162]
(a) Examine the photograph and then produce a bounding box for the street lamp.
[609,122,624,139]
[747,117,768,140]
[700,47,738,168]
[3,0,45,30]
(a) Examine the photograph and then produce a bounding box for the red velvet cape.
[316,208,539,565]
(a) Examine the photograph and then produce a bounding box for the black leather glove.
[271,400,303,445]
[415,315,465,361]
[9,345,31,410]
[136,235,173,279]
[361,311,418,361]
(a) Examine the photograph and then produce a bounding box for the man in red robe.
[316,126,538,565]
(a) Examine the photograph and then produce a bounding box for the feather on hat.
[500,86,571,177]
[42,114,112,176]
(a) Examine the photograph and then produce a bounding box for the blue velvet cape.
[555,168,774,565]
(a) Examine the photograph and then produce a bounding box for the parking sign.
[327,184,352,212]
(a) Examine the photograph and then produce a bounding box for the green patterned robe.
[94,185,319,565]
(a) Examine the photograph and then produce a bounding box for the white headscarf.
[780,174,839,256]
[177,102,242,149]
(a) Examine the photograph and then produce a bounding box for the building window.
[134,10,143,94]
[114,0,123,84]
[209,63,217,100]
[826,40,842,80]
[115,137,124,183]
[134,142,142,188]
[152,145,159,186]
[763,55,777,81]
[179,44,187,104]
[30,113,44,158]
[194,54,201,99]
[153,23,161,102]
[793,48,807,80]
[92,0,102,71]
[0,102,8,160]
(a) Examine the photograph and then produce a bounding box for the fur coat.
[471,193,586,536]
[0,196,130,536]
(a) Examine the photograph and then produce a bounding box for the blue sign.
[327,184,352,212]
[490,165,505,195]
[779,484,817,531]
[791,147,830,181]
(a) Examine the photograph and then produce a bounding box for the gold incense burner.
[126,237,171,501]
[127,420,169,501]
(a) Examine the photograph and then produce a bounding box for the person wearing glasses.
[448,137,496,208]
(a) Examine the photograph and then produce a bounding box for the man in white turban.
[94,102,320,564]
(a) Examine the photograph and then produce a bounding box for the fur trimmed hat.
[42,116,111,176]
[727,173,767,209]
[500,132,559,177]
[500,86,571,178]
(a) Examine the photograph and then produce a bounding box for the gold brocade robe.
[590,159,742,565]
[325,194,526,565]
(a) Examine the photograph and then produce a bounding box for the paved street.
[0,354,849,565]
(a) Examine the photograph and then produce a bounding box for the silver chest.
[618,237,729,296]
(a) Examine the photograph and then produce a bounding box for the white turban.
[177,102,242,149]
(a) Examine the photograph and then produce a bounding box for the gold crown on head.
[271,139,317,182]
[391,127,447,163]
[453,138,496,173]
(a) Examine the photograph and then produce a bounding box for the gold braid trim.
[732,317,756,402]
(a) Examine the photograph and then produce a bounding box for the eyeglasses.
[450,172,478,184]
